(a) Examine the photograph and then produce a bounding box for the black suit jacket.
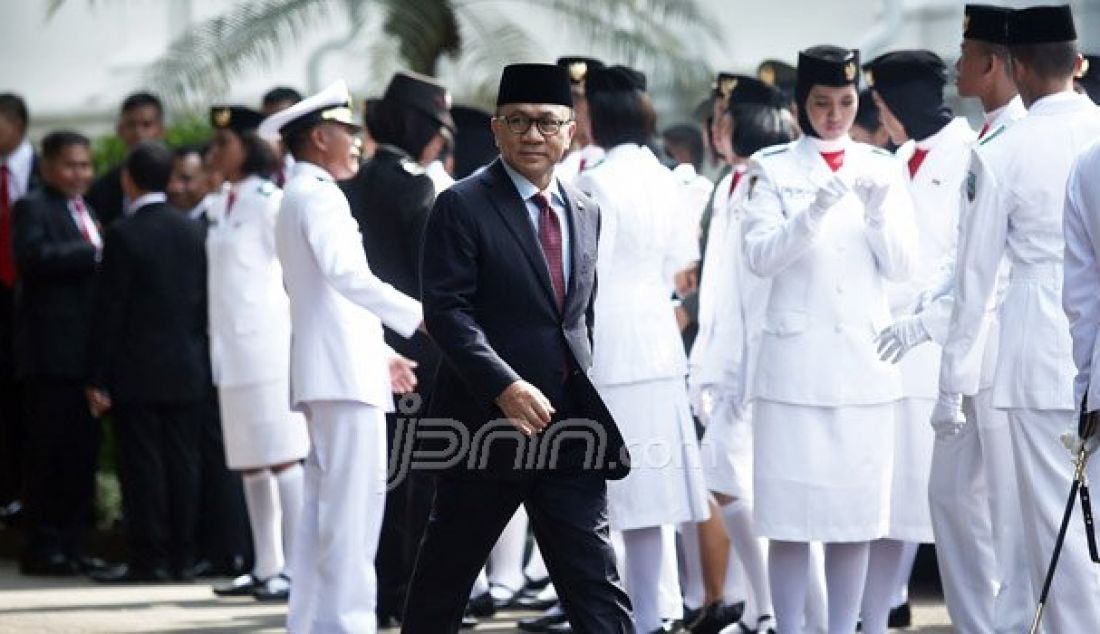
[88,201,208,404]
[420,159,628,480]
[85,165,124,227]
[340,146,440,393]
[11,187,100,380]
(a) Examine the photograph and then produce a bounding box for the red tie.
[908,148,930,178]
[533,193,566,312]
[0,164,14,287]
[730,170,743,195]
[978,122,990,140]
[226,189,237,217]
[71,198,95,244]
[820,150,845,172]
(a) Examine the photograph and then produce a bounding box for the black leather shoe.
[518,608,568,632]
[213,574,261,597]
[888,602,911,628]
[490,583,524,610]
[253,573,290,602]
[545,623,573,633]
[460,614,478,629]
[176,559,212,581]
[467,591,496,618]
[90,563,173,583]
[72,556,109,574]
[690,601,744,634]
[19,552,77,576]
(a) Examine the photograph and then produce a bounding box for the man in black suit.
[402,63,633,634]
[12,131,101,575]
[0,92,40,519]
[86,142,208,582]
[340,71,452,625]
[85,92,165,227]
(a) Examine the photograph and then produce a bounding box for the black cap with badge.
[210,105,264,134]
[382,71,455,132]
[864,50,953,141]
[796,45,860,138]
[963,4,1012,45]
[586,65,647,94]
[1077,54,1100,104]
[556,56,606,86]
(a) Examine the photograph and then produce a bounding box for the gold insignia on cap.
[844,61,857,82]
[963,14,970,34]
[759,65,776,87]
[213,107,231,128]
[1078,57,1091,79]
[717,76,738,98]
[863,69,875,87]
[569,62,588,83]
[321,106,354,123]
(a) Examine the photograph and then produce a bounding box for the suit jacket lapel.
[482,160,558,310]
[558,179,589,317]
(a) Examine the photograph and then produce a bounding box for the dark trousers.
[0,286,24,506]
[113,401,201,572]
[401,472,634,634]
[21,379,98,558]
[195,386,250,572]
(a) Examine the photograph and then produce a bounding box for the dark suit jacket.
[11,187,100,380]
[420,158,628,480]
[85,165,124,227]
[340,146,440,394]
[88,201,208,404]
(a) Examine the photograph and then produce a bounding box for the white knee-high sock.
[768,540,809,634]
[723,499,772,623]
[525,541,549,582]
[677,521,706,610]
[274,463,304,576]
[805,543,828,634]
[489,507,528,595]
[243,471,283,580]
[823,541,870,634]
[860,539,905,634]
[623,526,665,633]
[892,541,919,607]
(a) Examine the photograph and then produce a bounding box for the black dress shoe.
[90,563,173,583]
[212,574,261,597]
[518,608,568,632]
[690,601,744,634]
[467,590,496,618]
[72,556,109,574]
[19,552,77,576]
[253,573,290,602]
[490,583,523,610]
[888,602,911,628]
[545,623,573,633]
[460,614,478,629]
[682,605,706,629]
[176,559,212,581]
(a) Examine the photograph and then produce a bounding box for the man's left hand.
[389,355,419,394]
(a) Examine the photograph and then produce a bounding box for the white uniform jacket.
[888,118,976,399]
[576,143,698,386]
[741,136,916,406]
[940,91,1100,409]
[275,161,423,411]
[672,162,715,243]
[918,99,1026,390]
[206,176,291,388]
[1063,139,1100,412]
[689,169,769,408]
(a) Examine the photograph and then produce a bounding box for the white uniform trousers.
[1007,408,1100,634]
[929,388,1030,633]
[288,400,387,634]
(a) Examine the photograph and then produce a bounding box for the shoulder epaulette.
[871,147,893,157]
[761,146,789,157]
[978,126,1006,146]
[400,159,425,176]
[257,181,276,196]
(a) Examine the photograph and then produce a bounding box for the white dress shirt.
[501,160,572,282]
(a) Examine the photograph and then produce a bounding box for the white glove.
[875,315,931,364]
[807,174,849,220]
[1060,427,1100,458]
[853,177,890,227]
[930,391,966,438]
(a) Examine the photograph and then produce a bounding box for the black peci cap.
[210,105,264,134]
[798,46,861,88]
[586,65,647,94]
[1007,5,1077,45]
[382,71,455,132]
[556,56,606,85]
[497,63,574,108]
[863,50,948,91]
[963,4,1012,45]
[728,76,786,108]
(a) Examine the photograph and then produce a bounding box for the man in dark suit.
[340,71,452,625]
[11,131,101,575]
[402,63,633,634]
[85,92,165,227]
[0,92,41,520]
[86,141,208,582]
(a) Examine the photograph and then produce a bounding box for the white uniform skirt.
[700,398,754,501]
[753,400,894,542]
[601,377,711,531]
[218,379,310,470]
[887,397,934,542]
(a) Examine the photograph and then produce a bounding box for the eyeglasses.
[495,113,573,136]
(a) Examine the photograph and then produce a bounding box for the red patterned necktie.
[908,148,930,178]
[533,192,565,311]
[0,164,14,287]
[978,121,990,140]
[71,198,93,243]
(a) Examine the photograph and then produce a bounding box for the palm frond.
[445,10,534,106]
[379,0,462,75]
[142,0,340,108]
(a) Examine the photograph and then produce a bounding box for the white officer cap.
[258,79,360,141]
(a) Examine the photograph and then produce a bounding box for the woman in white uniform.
[740,47,915,634]
[576,65,710,634]
[205,106,309,600]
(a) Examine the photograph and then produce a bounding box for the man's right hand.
[495,380,555,436]
[86,387,112,418]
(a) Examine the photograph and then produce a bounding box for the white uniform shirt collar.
[916,117,967,151]
[500,159,571,282]
[127,192,167,215]
[807,135,852,153]
[671,163,699,184]
[501,159,564,208]
[3,138,34,200]
[1028,90,1090,116]
[291,161,334,183]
